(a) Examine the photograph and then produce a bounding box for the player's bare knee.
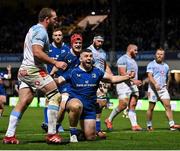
[119,101,127,110]
[164,104,171,111]
[71,102,83,112]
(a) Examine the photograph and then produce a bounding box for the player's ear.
[79,56,82,62]
[79,54,83,62]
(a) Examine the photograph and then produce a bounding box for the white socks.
[147,121,152,127]
[128,110,137,126]
[47,109,58,134]
[169,120,175,127]
[5,115,19,137]
[108,107,120,122]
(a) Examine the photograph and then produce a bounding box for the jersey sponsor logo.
[76,83,96,87]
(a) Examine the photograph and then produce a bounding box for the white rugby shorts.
[148,86,170,102]
[18,66,54,92]
[116,82,139,100]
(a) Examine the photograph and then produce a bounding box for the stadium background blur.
[0,0,180,101]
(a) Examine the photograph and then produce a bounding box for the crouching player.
[55,49,133,142]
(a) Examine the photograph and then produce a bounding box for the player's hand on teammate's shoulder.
[54,61,67,70]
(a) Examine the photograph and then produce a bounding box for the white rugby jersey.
[147,60,169,88]
[117,54,138,80]
[21,23,49,69]
[87,44,107,72]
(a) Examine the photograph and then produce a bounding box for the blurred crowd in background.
[0,0,180,100]
[1,0,180,53]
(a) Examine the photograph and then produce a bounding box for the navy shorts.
[68,95,96,120]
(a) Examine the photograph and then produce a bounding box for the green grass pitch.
[1,106,180,150]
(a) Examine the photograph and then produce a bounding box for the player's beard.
[48,23,54,31]
[82,61,92,71]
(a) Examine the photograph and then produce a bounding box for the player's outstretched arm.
[102,72,131,84]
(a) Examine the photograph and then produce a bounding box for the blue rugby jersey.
[63,66,104,109]
[47,42,70,73]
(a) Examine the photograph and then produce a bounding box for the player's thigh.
[19,67,55,92]
[97,99,107,108]
[80,119,96,140]
[118,97,129,110]
[148,88,158,103]
[60,93,69,110]
[41,80,57,94]
[161,99,171,110]
[15,87,34,111]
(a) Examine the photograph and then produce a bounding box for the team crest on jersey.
[92,73,96,78]
[76,74,81,77]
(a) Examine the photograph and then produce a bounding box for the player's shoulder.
[62,43,70,50]
[30,24,47,40]
[163,62,169,68]
[119,54,127,59]
[70,66,80,73]
[93,66,104,75]
[60,48,70,56]
[117,54,127,62]
[148,60,155,66]
[87,44,93,50]
[31,24,46,33]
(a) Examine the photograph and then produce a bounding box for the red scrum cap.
[71,34,83,45]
